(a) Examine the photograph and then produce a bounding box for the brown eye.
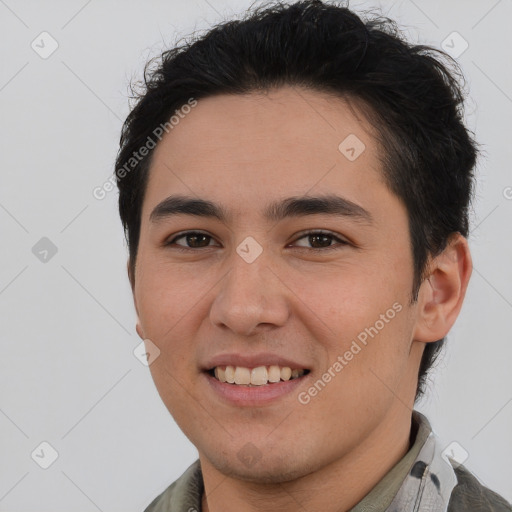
[307,234,334,248]
[293,230,348,250]
[167,231,217,249]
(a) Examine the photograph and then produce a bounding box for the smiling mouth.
[208,365,310,386]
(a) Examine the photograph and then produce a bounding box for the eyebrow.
[149,194,373,225]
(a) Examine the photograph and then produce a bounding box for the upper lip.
[202,353,310,371]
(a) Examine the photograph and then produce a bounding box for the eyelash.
[165,230,349,252]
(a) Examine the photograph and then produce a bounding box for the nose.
[209,248,290,337]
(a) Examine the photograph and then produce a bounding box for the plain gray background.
[1,0,511,510]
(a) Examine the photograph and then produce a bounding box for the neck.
[200,403,414,512]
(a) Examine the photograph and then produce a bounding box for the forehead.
[142,86,388,221]
[152,86,379,159]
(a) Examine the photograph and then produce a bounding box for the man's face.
[132,86,426,482]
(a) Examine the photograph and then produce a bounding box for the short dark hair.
[115,0,478,401]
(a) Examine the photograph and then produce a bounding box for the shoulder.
[448,462,512,511]
[143,460,203,512]
[143,482,176,512]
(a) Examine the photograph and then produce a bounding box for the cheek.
[298,258,407,328]
[147,360,208,438]
[297,259,414,387]
[135,258,210,340]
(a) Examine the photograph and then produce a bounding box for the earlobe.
[127,258,145,339]
[136,322,145,340]
[413,233,472,343]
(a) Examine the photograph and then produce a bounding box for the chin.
[202,448,318,484]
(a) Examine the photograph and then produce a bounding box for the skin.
[130,86,472,512]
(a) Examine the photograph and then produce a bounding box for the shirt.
[143,410,512,512]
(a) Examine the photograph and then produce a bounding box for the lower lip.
[203,372,309,406]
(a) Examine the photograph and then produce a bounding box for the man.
[114,1,511,510]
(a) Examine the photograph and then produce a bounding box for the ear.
[413,233,472,343]
[127,259,145,341]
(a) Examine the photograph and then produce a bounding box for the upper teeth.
[214,366,305,386]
